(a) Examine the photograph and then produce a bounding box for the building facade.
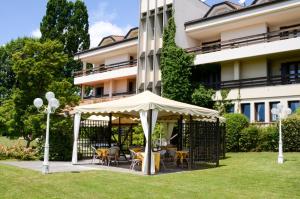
[73,28,138,105]
[74,0,300,122]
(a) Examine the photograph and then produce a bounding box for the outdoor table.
[139,152,160,173]
[96,148,109,165]
[130,147,143,153]
[175,151,189,166]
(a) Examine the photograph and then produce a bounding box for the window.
[148,55,154,71]
[255,103,265,122]
[281,62,300,83]
[270,101,280,122]
[227,104,235,113]
[95,87,104,97]
[241,103,251,120]
[288,100,300,113]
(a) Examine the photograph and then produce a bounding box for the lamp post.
[33,92,60,174]
[271,103,291,164]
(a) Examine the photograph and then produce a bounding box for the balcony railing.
[74,59,137,78]
[83,91,135,100]
[186,25,300,54]
[203,74,300,90]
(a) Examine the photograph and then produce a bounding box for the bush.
[258,126,278,152]
[282,115,300,152]
[239,126,260,152]
[224,113,249,152]
[36,116,73,161]
[0,142,37,160]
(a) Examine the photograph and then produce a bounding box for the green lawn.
[0,153,299,199]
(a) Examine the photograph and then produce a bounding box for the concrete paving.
[0,160,143,175]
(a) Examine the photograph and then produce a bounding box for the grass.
[0,153,299,199]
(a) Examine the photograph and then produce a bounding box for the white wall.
[194,37,300,65]
[240,58,267,79]
[105,54,129,65]
[113,79,128,93]
[221,62,234,81]
[174,0,209,49]
[221,23,267,41]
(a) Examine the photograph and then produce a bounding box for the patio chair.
[129,149,142,171]
[91,146,99,164]
[159,150,167,170]
[107,146,120,166]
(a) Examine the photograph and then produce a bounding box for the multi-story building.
[74,0,300,123]
[73,28,138,105]
[185,0,300,123]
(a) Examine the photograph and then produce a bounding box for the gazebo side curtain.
[72,112,81,164]
[162,122,175,144]
[139,110,158,174]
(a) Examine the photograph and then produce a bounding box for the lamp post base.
[42,164,49,174]
[278,156,284,164]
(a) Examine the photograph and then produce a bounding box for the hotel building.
[74,0,300,122]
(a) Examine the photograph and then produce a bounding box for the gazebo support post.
[118,117,121,148]
[108,113,112,147]
[178,116,183,150]
[147,109,153,175]
[216,118,220,167]
[188,115,193,170]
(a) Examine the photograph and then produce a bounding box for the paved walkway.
[0,160,143,175]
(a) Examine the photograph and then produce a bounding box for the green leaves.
[161,16,195,103]
[40,0,90,77]
[192,85,216,108]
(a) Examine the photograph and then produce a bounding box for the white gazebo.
[72,91,220,175]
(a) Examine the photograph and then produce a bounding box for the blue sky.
[0,0,253,47]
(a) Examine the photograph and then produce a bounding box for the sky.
[0,0,253,48]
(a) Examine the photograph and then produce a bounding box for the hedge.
[224,113,249,152]
[225,113,300,152]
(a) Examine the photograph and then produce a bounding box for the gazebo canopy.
[74,91,219,120]
[72,91,220,175]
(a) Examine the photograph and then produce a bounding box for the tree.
[214,89,233,115]
[40,0,90,77]
[1,39,79,147]
[160,15,195,103]
[0,38,34,103]
[191,85,216,108]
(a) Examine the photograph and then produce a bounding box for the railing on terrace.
[74,59,137,78]
[186,25,300,54]
[83,91,135,99]
[202,74,300,90]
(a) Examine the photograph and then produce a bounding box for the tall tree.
[160,15,195,103]
[40,0,90,77]
[0,38,33,103]
[0,40,79,146]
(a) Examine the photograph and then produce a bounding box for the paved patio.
[0,160,143,175]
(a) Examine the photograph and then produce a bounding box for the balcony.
[81,91,135,105]
[74,60,138,85]
[74,60,137,78]
[188,25,300,65]
[203,74,300,90]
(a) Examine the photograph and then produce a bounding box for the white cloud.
[90,2,117,23]
[89,21,131,47]
[88,1,132,48]
[31,28,41,38]
[238,0,246,5]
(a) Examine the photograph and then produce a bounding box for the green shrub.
[0,142,37,160]
[239,126,260,152]
[258,126,278,152]
[282,115,300,152]
[224,113,249,152]
[37,116,73,161]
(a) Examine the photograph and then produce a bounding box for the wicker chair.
[107,146,120,166]
[129,149,142,171]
